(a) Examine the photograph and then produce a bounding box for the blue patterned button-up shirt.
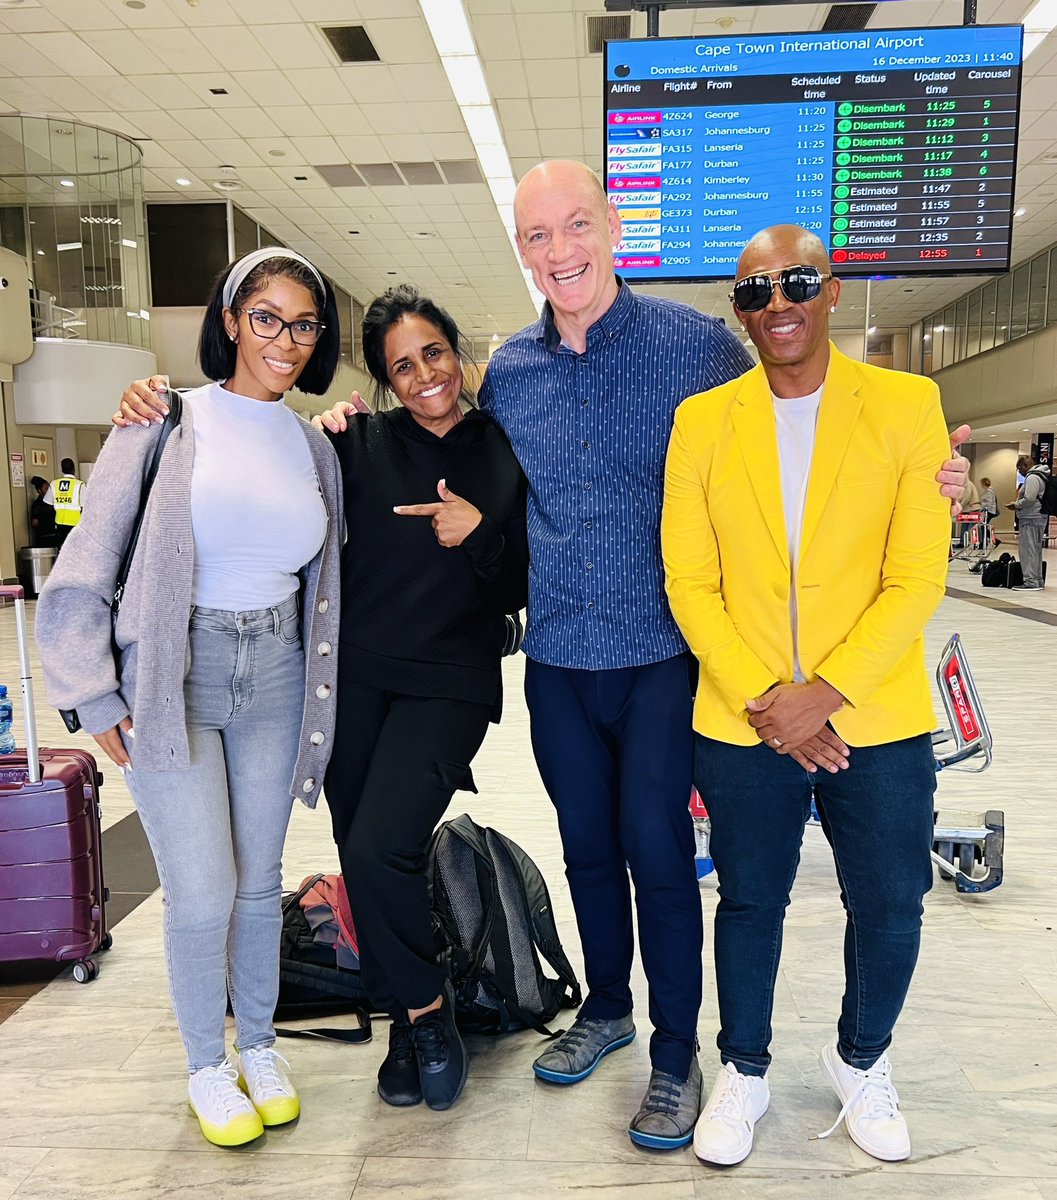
[480,281,753,671]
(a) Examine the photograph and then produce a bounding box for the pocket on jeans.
[277,610,302,646]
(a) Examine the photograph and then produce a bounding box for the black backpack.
[981,552,1018,588]
[428,813,582,1035]
[271,874,376,1043]
[1027,469,1057,517]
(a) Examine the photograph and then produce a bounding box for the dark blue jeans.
[695,732,936,1077]
[525,655,702,1079]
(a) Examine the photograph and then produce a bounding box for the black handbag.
[59,392,183,734]
[502,610,525,657]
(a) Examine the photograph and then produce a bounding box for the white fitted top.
[189,382,327,610]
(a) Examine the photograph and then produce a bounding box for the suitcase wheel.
[72,959,98,984]
[100,932,113,952]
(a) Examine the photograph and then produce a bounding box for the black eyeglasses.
[729,265,832,313]
[238,308,325,346]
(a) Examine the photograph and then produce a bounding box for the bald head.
[515,160,609,231]
[737,224,831,280]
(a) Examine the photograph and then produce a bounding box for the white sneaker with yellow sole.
[237,1043,301,1126]
[188,1057,264,1147]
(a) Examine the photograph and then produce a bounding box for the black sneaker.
[411,984,468,1111]
[377,1016,422,1107]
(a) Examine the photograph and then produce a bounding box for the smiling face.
[733,225,841,396]
[383,313,465,437]
[223,274,319,402]
[515,162,621,339]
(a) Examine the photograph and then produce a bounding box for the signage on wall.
[1036,433,1054,467]
[9,453,24,489]
[30,449,47,467]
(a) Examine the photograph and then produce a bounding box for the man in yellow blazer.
[662,225,950,1169]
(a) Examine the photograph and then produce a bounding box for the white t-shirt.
[189,381,328,611]
[772,385,823,682]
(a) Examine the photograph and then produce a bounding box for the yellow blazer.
[662,345,950,747]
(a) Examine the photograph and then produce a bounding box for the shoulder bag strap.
[111,390,183,614]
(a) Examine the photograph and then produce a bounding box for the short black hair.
[30,475,47,489]
[60,458,75,474]
[362,284,477,410]
[198,254,341,395]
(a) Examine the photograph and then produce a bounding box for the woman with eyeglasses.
[114,284,529,1116]
[36,248,344,1148]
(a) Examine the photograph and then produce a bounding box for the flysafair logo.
[945,661,979,741]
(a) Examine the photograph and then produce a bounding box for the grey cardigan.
[35,397,344,808]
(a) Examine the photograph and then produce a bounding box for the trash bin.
[17,546,57,599]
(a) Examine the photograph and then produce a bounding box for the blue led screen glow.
[604,25,1023,281]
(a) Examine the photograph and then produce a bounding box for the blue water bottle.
[0,685,15,754]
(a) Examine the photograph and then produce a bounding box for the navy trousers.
[524,654,702,1079]
[695,733,936,1077]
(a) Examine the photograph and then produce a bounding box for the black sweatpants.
[324,680,492,1013]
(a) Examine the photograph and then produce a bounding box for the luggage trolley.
[952,510,995,566]
[930,633,1004,894]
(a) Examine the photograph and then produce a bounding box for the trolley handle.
[0,584,41,784]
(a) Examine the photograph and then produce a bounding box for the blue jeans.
[525,655,702,1079]
[695,732,936,1076]
[124,595,303,1071]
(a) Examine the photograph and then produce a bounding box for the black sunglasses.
[729,265,832,313]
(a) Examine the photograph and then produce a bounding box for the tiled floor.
[0,558,1054,1199]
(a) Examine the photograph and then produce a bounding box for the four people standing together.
[41,157,974,1166]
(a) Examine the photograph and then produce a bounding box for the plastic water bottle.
[0,685,15,755]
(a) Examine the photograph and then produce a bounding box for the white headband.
[222,247,326,310]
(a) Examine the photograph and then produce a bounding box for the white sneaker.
[236,1043,300,1126]
[187,1056,264,1147]
[817,1038,911,1161]
[693,1061,770,1165]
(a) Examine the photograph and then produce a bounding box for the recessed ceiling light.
[1023,428,1031,432]
[59,179,75,188]
[35,249,44,256]
[212,179,240,191]
[268,150,286,158]
[1016,207,1027,217]
[54,128,73,136]
[123,0,146,8]
[175,177,191,186]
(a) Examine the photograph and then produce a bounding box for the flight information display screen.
[604,25,1022,281]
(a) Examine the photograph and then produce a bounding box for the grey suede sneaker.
[532,1013,636,1084]
[628,1057,703,1150]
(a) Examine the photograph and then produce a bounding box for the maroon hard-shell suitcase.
[0,584,110,981]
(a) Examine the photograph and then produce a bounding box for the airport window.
[1010,264,1029,340]
[920,239,1057,373]
[965,290,981,359]
[1029,254,1049,332]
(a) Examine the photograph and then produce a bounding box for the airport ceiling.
[1,0,1057,343]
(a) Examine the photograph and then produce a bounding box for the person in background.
[116,285,528,1117]
[663,225,951,1168]
[979,477,998,523]
[37,248,344,1149]
[44,457,84,549]
[1009,454,1049,589]
[29,476,57,548]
